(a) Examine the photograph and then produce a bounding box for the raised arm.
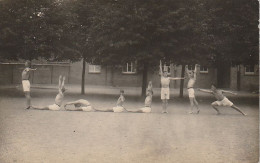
[58,75,62,89]
[61,76,65,88]
[194,64,198,80]
[198,88,213,94]
[185,65,189,75]
[222,90,237,95]
[159,60,163,76]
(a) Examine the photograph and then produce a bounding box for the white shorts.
[113,106,124,113]
[140,107,151,113]
[161,88,170,100]
[81,106,94,112]
[22,80,30,92]
[212,97,233,107]
[188,88,195,98]
[48,104,61,111]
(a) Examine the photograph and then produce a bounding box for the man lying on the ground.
[127,81,153,113]
[31,75,66,111]
[64,99,95,112]
[198,84,247,116]
[95,89,126,113]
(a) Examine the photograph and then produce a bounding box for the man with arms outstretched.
[22,61,37,109]
[185,64,200,114]
[198,84,246,116]
[159,60,184,113]
[31,75,66,111]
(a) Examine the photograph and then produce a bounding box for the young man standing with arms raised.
[185,64,200,114]
[159,60,184,113]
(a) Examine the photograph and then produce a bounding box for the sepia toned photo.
[0,0,259,162]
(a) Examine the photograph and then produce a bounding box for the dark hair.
[120,89,124,93]
[61,87,66,92]
[25,60,31,67]
[211,83,217,88]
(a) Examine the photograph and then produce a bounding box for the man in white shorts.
[96,90,126,113]
[159,60,184,113]
[127,81,153,113]
[22,61,37,109]
[185,64,199,114]
[64,99,95,112]
[198,84,246,116]
[31,75,66,111]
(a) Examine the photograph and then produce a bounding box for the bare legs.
[189,97,199,114]
[211,103,246,116]
[162,99,168,113]
[24,91,31,109]
[231,105,247,116]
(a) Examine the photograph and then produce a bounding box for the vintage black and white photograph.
[0,0,259,162]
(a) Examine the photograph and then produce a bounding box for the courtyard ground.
[0,85,259,163]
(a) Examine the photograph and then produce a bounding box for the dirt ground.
[0,87,259,163]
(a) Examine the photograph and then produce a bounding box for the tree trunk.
[81,57,86,94]
[179,64,185,98]
[141,62,148,97]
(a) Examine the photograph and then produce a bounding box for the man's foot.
[188,111,193,114]
[242,113,247,116]
[216,112,221,115]
[196,109,200,114]
[25,106,31,110]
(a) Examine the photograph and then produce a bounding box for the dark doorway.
[217,62,231,88]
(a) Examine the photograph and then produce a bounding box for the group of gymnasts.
[21,60,246,115]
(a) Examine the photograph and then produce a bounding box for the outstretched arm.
[198,88,213,93]
[28,68,37,71]
[222,90,237,95]
[169,77,185,80]
[159,60,163,76]
[65,100,80,106]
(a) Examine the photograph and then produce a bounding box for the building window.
[89,65,101,73]
[122,62,136,74]
[245,65,255,75]
[200,66,208,73]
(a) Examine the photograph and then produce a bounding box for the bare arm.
[185,65,189,75]
[159,60,163,76]
[169,77,185,80]
[198,89,213,93]
[222,90,237,95]
[194,64,198,80]
[64,100,81,106]
[58,75,62,89]
[28,68,37,71]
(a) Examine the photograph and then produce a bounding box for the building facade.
[0,60,258,91]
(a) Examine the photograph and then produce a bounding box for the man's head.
[25,61,31,68]
[188,70,195,78]
[163,71,168,77]
[147,90,153,96]
[211,84,217,91]
[120,89,124,95]
[61,87,66,93]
